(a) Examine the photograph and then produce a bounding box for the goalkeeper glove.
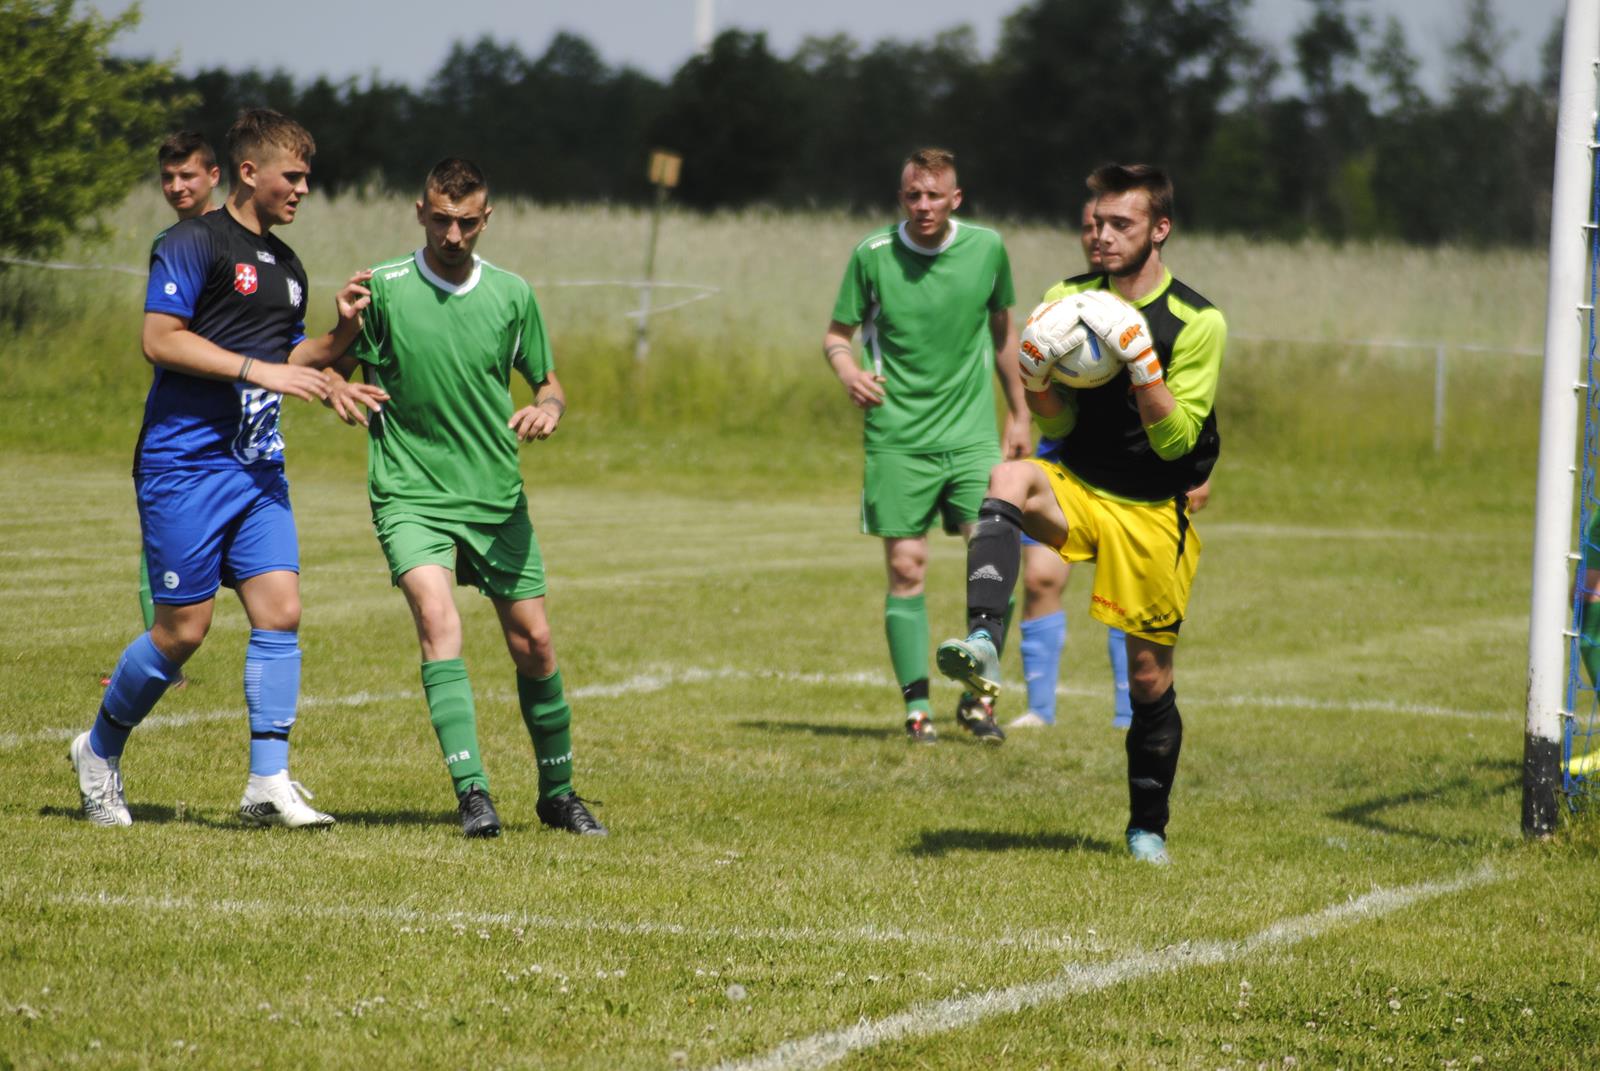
[1075,290,1163,389]
[1018,298,1087,392]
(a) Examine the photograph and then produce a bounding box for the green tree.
[649,31,804,208]
[0,0,186,257]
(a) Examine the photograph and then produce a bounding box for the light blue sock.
[1108,627,1132,727]
[245,628,300,776]
[90,632,181,759]
[1020,612,1066,723]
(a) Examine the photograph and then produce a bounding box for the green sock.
[422,658,487,796]
[138,556,155,632]
[885,594,931,716]
[518,669,574,800]
[1582,603,1600,684]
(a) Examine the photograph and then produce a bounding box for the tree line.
[0,0,1568,257]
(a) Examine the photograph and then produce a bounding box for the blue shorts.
[137,466,299,605]
[1021,436,1064,548]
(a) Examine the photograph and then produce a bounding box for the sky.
[94,0,1566,98]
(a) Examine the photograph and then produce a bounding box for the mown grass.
[0,194,1593,1070]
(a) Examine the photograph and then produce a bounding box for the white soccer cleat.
[1006,711,1055,729]
[238,771,335,829]
[69,731,132,827]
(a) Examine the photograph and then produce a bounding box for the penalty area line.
[7,665,1509,751]
[707,863,1501,1071]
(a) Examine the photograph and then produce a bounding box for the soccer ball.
[1020,298,1118,389]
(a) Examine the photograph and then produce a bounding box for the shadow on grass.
[1329,759,1519,845]
[909,828,1120,858]
[38,803,183,824]
[39,804,461,830]
[328,809,461,828]
[738,719,901,741]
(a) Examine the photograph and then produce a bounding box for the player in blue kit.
[69,108,384,828]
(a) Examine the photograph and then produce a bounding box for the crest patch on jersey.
[234,264,258,295]
[287,277,303,308]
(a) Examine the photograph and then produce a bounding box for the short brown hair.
[903,147,957,180]
[423,157,489,202]
[226,108,315,183]
[158,131,216,171]
[1087,163,1174,234]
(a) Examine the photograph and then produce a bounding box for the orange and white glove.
[1075,290,1163,388]
[1018,298,1088,392]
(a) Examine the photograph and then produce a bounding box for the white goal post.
[1524,0,1600,837]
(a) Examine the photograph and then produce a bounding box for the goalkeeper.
[937,163,1225,864]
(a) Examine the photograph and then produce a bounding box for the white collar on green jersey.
[413,248,483,295]
[896,218,960,256]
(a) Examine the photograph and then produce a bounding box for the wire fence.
[0,254,720,325]
[2,254,1548,451]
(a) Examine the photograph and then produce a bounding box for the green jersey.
[831,220,1015,454]
[351,250,553,523]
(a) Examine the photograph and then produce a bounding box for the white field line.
[708,863,1502,1071]
[37,890,1080,955]
[4,667,1512,752]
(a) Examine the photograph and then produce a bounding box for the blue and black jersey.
[138,210,308,473]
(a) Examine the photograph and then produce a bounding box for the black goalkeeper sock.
[966,497,1024,640]
[1125,685,1183,837]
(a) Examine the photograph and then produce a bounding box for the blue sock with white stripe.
[90,632,182,760]
[245,628,300,776]
[1019,612,1065,724]
[1108,627,1133,727]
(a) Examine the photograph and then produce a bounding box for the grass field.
[1,194,1597,1069]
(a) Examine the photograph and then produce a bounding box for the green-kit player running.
[823,147,1029,744]
[320,157,605,838]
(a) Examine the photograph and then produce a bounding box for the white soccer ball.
[1020,297,1119,389]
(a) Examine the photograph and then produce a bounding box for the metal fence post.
[1433,343,1447,453]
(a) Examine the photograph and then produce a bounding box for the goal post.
[1524,0,1600,837]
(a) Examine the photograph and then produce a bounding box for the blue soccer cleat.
[936,631,1001,698]
[1126,828,1171,865]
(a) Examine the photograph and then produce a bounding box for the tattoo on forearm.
[825,342,853,363]
[538,396,565,417]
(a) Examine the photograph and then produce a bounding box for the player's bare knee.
[1022,559,1065,608]
[152,604,212,661]
[1128,664,1172,704]
[508,629,555,677]
[985,460,1035,504]
[885,543,927,594]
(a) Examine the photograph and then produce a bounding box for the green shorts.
[861,442,1000,538]
[373,503,546,601]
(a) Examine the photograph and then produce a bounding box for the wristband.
[1127,352,1164,389]
[237,357,255,384]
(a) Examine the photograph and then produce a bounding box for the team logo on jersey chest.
[287,277,303,308]
[234,263,258,295]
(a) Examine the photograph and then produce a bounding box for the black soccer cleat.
[955,693,1006,744]
[457,785,502,839]
[905,712,938,744]
[535,792,608,836]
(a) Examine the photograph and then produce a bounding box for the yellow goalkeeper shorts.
[1028,458,1200,645]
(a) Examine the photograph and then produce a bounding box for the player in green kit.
[823,147,1029,744]
[320,158,605,839]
